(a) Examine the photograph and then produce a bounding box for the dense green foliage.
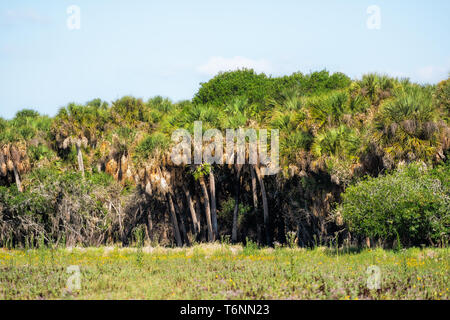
[339,163,449,247]
[0,69,449,248]
[193,69,352,107]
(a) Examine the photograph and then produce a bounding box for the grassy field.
[0,244,448,300]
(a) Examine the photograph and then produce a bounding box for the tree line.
[0,70,448,248]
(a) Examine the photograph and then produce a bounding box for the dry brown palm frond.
[79,136,88,148]
[401,119,417,135]
[423,121,438,139]
[382,153,395,170]
[294,150,312,172]
[137,167,145,182]
[99,140,111,158]
[16,162,24,172]
[310,157,326,173]
[287,164,299,178]
[0,152,6,176]
[10,145,20,164]
[6,159,14,171]
[125,167,134,184]
[145,181,152,195]
[120,154,128,174]
[389,123,398,137]
[62,137,71,149]
[341,114,353,126]
[106,159,118,176]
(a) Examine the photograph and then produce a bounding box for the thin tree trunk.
[232,165,242,243]
[147,207,153,243]
[13,165,23,192]
[117,154,123,181]
[172,190,190,246]
[194,195,203,241]
[251,165,258,209]
[167,193,183,247]
[209,168,218,240]
[365,236,371,248]
[251,165,262,244]
[139,204,150,242]
[199,175,214,242]
[255,165,271,246]
[183,184,200,234]
[75,144,85,177]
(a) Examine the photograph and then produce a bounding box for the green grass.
[0,244,448,300]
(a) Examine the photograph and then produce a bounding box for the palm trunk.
[199,175,214,242]
[255,165,271,246]
[183,185,200,234]
[173,191,190,246]
[117,154,123,181]
[194,196,203,241]
[232,165,242,243]
[365,237,371,248]
[75,144,85,177]
[167,193,183,247]
[147,207,153,243]
[209,169,218,240]
[250,165,261,244]
[13,164,23,192]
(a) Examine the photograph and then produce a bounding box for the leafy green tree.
[193,69,274,107]
[339,162,449,246]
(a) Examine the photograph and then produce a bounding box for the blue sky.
[0,0,449,119]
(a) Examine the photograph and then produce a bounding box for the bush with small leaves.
[338,162,449,247]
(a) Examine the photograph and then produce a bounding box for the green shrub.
[193,69,274,106]
[338,162,449,246]
[194,69,352,108]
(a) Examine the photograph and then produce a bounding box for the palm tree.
[175,103,225,242]
[311,125,360,158]
[111,96,148,125]
[101,127,136,183]
[374,85,441,163]
[308,91,349,131]
[194,164,215,242]
[182,183,200,235]
[51,104,90,177]
[254,164,271,246]
[0,111,40,192]
[0,143,28,192]
[133,132,186,246]
[360,74,379,104]
[224,96,274,244]
[224,98,251,243]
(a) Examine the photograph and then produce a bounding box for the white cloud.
[197,56,272,76]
